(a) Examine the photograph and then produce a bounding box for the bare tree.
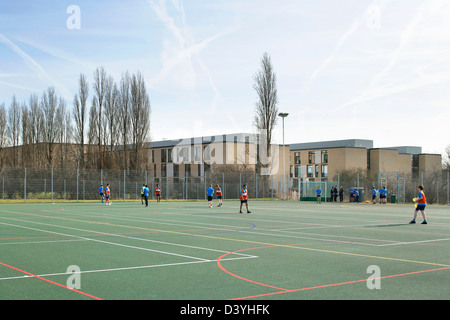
[7,95,21,167]
[0,103,8,168]
[118,72,132,169]
[93,66,107,169]
[444,144,450,170]
[253,52,279,159]
[73,73,89,168]
[87,97,99,168]
[28,93,44,168]
[41,87,59,167]
[104,77,120,168]
[21,102,30,167]
[130,72,151,170]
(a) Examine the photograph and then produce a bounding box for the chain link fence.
[0,168,448,205]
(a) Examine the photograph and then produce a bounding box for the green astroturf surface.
[0,200,449,300]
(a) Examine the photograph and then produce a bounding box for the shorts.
[156,193,161,197]
[380,195,386,199]
[141,194,144,198]
[240,199,248,204]
[217,196,222,199]
[100,193,104,197]
[208,196,213,201]
[415,204,426,211]
[372,195,376,200]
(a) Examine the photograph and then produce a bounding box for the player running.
[410,185,428,224]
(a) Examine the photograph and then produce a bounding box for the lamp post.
[278,113,289,200]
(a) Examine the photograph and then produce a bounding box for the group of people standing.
[140,184,162,207]
[206,184,251,213]
[316,186,344,203]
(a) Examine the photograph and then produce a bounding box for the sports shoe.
[239,211,243,214]
[409,220,416,224]
[421,221,427,224]
[247,211,251,214]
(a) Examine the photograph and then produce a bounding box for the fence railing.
[0,168,448,205]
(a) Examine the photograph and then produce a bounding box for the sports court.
[0,200,449,301]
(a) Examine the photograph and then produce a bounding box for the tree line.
[0,66,151,171]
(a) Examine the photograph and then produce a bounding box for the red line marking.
[217,245,450,300]
[0,261,103,300]
[217,246,288,291]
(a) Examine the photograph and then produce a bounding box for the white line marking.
[0,256,257,281]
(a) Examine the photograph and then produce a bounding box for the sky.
[0,0,449,155]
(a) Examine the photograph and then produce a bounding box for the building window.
[308,151,315,164]
[321,151,328,164]
[321,165,328,178]
[194,146,201,162]
[168,148,173,163]
[173,164,179,178]
[294,152,301,164]
[185,164,191,177]
[294,166,301,178]
[161,149,167,163]
[307,165,314,178]
[412,155,419,173]
[161,164,167,177]
[153,164,157,177]
[151,150,155,163]
[315,165,319,177]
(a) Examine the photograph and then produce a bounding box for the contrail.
[0,32,72,99]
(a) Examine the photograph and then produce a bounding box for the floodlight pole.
[278,113,289,200]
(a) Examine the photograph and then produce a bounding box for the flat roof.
[290,139,374,151]
[145,133,259,149]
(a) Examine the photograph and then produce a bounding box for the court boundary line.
[0,261,103,300]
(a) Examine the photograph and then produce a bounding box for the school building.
[145,134,442,181]
[144,133,289,180]
[289,139,442,181]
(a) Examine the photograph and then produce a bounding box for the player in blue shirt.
[316,188,322,204]
[207,185,214,208]
[99,185,104,203]
[372,187,378,204]
[379,187,387,204]
[143,185,149,207]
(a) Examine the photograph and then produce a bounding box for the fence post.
[447,170,449,206]
[51,168,54,203]
[24,168,27,203]
[76,168,79,202]
[123,170,126,202]
[255,173,258,201]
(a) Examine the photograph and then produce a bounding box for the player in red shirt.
[216,184,223,207]
[155,184,161,203]
[239,184,251,214]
